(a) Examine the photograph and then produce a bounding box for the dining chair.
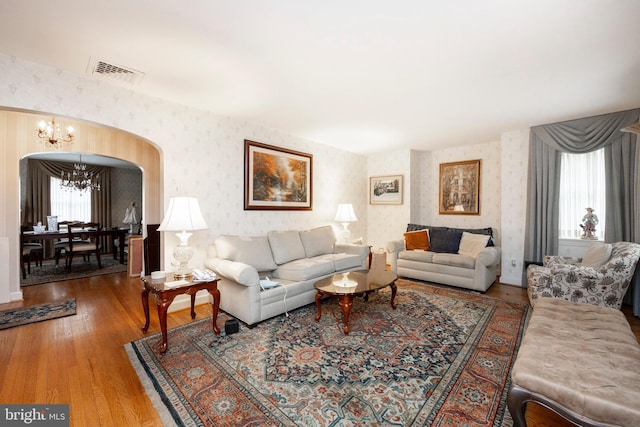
[20,225,43,279]
[54,221,76,265]
[63,222,103,272]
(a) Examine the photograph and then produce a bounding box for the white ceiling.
[1,1,639,155]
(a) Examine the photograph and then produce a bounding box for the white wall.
[0,54,368,302]
[366,138,531,286]
[0,54,533,301]
[366,149,412,252]
[419,141,502,231]
[499,130,530,285]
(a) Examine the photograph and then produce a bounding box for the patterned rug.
[126,280,530,426]
[21,256,127,287]
[0,299,76,330]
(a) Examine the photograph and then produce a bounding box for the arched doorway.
[0,109,162,302]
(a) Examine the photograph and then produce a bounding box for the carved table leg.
[190,293,196,319]
[209,288,221,335]
[338,294,354,334]
[141,287,150,333]
[390,282,397,309]
[157,298,173,353]
[314,292,323,322]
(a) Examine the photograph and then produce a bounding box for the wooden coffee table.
[141,276,220,353]
[314,269,397,334]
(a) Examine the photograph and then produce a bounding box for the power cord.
[283,284,289,317]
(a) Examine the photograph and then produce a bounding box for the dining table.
[21,227,129,279]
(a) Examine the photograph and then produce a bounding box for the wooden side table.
[141,276,220,353]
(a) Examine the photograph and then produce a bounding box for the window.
[558,148,605,240]
[50,177,92,222]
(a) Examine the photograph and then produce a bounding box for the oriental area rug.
[126,280,530,426]
[21,257,127,287]
[0,298,76,330]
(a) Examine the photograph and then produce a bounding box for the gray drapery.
[524,108,640,315]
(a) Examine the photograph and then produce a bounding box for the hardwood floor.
[1,272,638,426]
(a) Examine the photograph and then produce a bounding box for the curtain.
[24,159,112,256]
[524,108,639,314]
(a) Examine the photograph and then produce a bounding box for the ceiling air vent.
[87,58,145,85]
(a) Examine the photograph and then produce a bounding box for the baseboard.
[168,292,211,313]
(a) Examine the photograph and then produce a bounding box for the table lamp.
[158,197,208,280]
[334,203,357,244]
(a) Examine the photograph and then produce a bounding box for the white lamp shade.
[334,203,358,223]
[158,197,208,232]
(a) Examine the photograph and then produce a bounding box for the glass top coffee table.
[313,269,397,334]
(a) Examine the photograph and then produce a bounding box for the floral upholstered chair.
[527,241,640,309]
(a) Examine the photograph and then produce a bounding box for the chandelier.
[60,155,101,193]
[37,117,74,148]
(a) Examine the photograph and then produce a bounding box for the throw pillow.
[458,232,490,258]
[267,230,306,264]
[404,230,429,251]
[581,243,612,268]
[428,229,462,254]
[300,225,336,257]
[215,235,277,271]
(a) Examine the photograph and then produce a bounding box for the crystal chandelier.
[60,155,101,193]
[37,117,74,148]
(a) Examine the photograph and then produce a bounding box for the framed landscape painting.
[244,140,312,210]
[370,175,403,205]
[439,159,480,215]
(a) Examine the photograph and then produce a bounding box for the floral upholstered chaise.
[526,241,640,309]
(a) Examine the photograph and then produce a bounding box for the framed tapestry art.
[244,140,312,210]
[439,159,480,215]
[370,175,403,205]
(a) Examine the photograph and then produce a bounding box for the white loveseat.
[386,224,501,292]
[204,225,370,326]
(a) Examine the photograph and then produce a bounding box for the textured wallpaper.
[0,53,531,301]
[0,54,367,294]
[499,130,529,285]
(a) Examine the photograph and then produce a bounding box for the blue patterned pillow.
[429,229,463,253]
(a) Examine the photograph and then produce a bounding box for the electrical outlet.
[511,259,516,267]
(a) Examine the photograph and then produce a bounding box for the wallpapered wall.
[0,54,530,303]
[0,54,367,302]
[366,138,530,286]
[499,130,529,285]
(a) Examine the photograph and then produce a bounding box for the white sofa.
[386,224,501,292]
[204,225,370,326]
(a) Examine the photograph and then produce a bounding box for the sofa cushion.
[458,232,490,258]
[300,225,336,257]
[268,230,306,264]
[399,250,434,263]
[581,243,612,268]
[215,235,277,271]
[273,257,335,281]
[429,229,462,253]
[404,230,429,251]
[406,224,494,246]
[432,253,476,269]
[316,253,362,271]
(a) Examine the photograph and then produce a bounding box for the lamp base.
[340,222,351,244]
[173,271,193,281]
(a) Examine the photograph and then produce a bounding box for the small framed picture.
[439,159,480,215]
[370,175,403,205]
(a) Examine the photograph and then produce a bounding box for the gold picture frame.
[439,159,480,215]
[244,140,312,210]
